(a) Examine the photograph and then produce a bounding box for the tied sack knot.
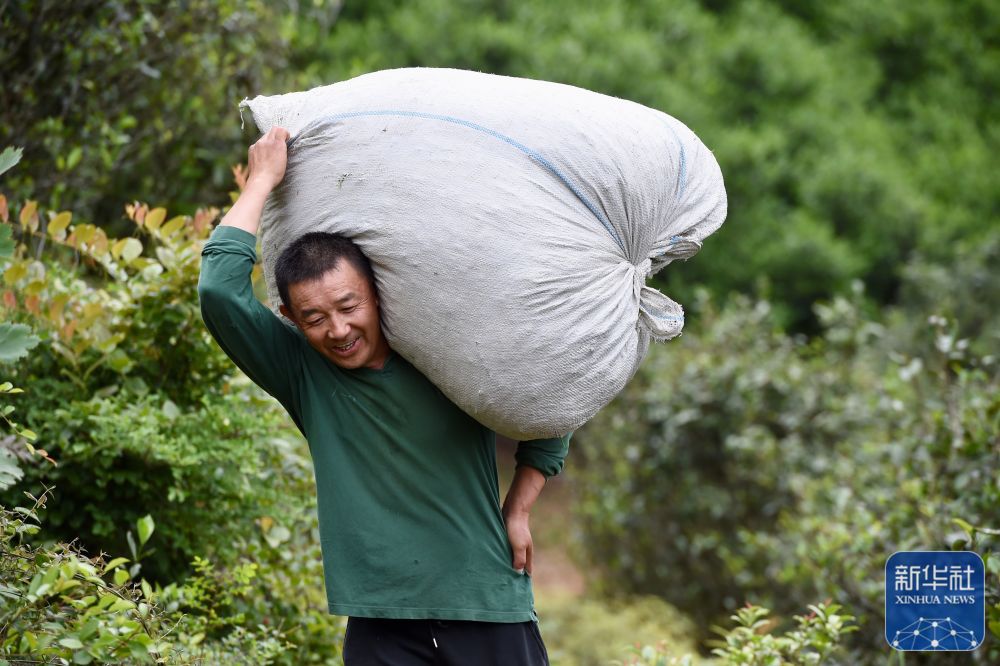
[632,257,653,300]
[632,257,684,343]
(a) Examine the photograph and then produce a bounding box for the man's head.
[275,232,390,371]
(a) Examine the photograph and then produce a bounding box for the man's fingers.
[512,547,526,572]
[525,542,533,576]
[267,126,290,142]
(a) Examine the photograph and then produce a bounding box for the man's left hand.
[503,509,533,575]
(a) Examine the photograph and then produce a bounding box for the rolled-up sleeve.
[515,433,572,478]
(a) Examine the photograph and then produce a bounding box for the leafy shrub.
[0,493,301,664]
[1,204,346,664]
[572,285,999,663]
[619,602,857,666]
[0,194,309,581]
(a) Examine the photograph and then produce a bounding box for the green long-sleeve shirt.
[198,225,570,621]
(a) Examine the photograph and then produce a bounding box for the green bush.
[1,194,346,662]
[571,282,999,663]
[0,494,303,664]
[0,196,310,581]
[619,602,857,666]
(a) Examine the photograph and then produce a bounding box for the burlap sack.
[240,67,727,440]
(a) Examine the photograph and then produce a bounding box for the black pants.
[342,617,550,665]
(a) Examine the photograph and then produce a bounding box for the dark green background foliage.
[0,0,283,228]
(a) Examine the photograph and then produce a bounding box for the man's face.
[279,262,390,371]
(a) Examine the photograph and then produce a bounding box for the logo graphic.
[885,551,985,651]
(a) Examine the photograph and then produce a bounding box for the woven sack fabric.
[241,67,727,440]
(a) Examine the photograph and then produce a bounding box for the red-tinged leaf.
[48,294,69,323]
[24,295,39,315]
[2,290,15,309]
[193,207,219,236]
[232,163,248,191]
[91,229,109,255]
[35,448,57,465]
[0,194,8,223]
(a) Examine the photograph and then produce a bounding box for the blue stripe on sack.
[651,114,687,199]
[650,236,684,259]
[290,109,626,252]
[644,311,684,322]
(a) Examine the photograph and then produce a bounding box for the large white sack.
[240,67,727,440]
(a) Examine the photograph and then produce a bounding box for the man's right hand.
[218,126,290,236]
[246,126,290,194]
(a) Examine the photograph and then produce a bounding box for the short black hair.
[274,232,377,310]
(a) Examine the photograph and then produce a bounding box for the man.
[198,126,570,665]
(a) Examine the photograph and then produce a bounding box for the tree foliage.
[0,0,283,227]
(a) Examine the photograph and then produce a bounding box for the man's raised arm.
[198,127,303,423]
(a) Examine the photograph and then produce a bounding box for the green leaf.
[128,639,151,661]
[0,146,23,178]
[160,215,185,237]
[59,637,84,650]
[264,524,291,548]
[953,518,976,538]
[126,530,137,559]
[0,322,40,363]
[66,147,83,171]
[120,237,143,263]
[0,448,23,491]
[47,211,73,240]
[137,514,154,546]
[144,208,167,231]
[0,223,13,258]
[73,649,94,665]
[113,567,130,586]
[103,557,130,573]
[161,400,179,420]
